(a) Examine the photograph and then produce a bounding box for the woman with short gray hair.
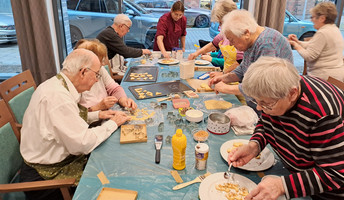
[210,0,238,23]
[242,57,300,101]
[288,2,344,81]
[229,56,344,200]
[209,9,293,114]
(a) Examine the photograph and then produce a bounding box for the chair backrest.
[0,100,23,185]
[327,76,344,91]
[302,37,313,75]
[0,70,36,124]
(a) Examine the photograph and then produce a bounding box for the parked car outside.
[0,13,16,44]
[209,10,316,41]
[135,0,211,28]
[67,0,160,48]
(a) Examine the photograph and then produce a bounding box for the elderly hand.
[101,96,118,110]
[288,34,298,42]
[99,110,119,119]
[118,97,137,110]
[213,81,232,94]
[288,40,302,51]
[110,111,130,126]
[201,54,212,62]
[142,49,152,55]
[209,71,223,78]
[90,96,118,111]
[188,52,198,60]
[208,74,224,87]
[228,141,260,167]
[244,176,285,200]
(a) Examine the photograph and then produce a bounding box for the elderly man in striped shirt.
[228,56,344,200]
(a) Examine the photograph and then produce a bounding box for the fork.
[172,172,211,190]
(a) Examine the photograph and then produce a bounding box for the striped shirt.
[251,76,344,200]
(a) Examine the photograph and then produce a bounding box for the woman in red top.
[153,1,187,58]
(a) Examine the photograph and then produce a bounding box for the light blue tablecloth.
[73,58,309,200]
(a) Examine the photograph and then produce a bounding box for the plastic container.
[179,60,195,79]
[195,143,209,170]
[185,110,203,123]
[193,129,209,142]
[172,129,187,170]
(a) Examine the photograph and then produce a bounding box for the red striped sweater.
[251,76,344,199]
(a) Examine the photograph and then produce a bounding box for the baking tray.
[128,80,194,100]
[123,66,158,82]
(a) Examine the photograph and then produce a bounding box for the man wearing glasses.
[229,56,344,200]
[19,49,130,200]
[97,14,151,60]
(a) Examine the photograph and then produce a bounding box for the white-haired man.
[19,49,130,200]
[97,14,151,60]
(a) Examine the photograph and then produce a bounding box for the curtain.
[11,0,57,85]
[254,0,287,34]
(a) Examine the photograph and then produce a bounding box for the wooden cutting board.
[194,66,221,72]
[186,79,214,93]
[97,187,138,200]
[120,124,147,144]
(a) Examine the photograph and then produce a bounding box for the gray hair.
[114,14,132,26]
[310,2,337,24]
[210,0,237,23]
[242,56,300,99]
[62,49,97,76]
[221,9,258,37]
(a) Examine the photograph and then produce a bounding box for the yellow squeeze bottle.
[172,129,187,170]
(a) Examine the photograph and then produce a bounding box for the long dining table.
[72,56,310,200]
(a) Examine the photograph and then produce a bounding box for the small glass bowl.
[192,129,209,142]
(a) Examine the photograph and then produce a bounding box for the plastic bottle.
[172,129,187,170]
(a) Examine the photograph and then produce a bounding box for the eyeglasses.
[311,15,321,20]
[87,68,101,79]
[250,99,279,110]
[123,24,131,31]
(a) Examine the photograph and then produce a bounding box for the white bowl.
[185,110,203,123]
[193,129,209,142]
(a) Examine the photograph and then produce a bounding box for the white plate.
[199,172,257,200]
[157,58,179,65]
[220,139,275,171]
[195,60,211,65]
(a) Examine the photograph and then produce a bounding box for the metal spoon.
[224,163,232,179]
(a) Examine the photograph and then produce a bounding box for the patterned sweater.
[251,76,344,200]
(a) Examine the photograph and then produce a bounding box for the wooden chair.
[0,99,75,200]
[327,76,344,91]
[0,70,36,128]
[302,37,313,75]
[104,65,124,84]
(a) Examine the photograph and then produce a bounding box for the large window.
[0,0,22,80]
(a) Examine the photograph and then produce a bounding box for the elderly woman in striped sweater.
[228,56,344,200]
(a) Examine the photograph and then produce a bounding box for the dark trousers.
[199,40,210,48]
[20,163,65,200]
